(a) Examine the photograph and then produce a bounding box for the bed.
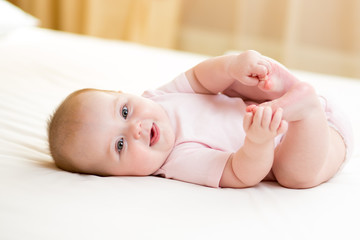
[1,25,359,239]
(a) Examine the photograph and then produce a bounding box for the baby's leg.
[259,82,346,188]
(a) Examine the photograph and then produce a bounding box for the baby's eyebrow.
[109,97,120,157]
[112,97,119,120]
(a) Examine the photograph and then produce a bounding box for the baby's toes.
[258,79,268,91]
[246,104,257,113]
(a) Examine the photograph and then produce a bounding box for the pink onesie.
[142,73,353,188]
[143,73,271,187]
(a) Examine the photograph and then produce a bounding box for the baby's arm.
[186,50,299,102]
[220,107,288,188]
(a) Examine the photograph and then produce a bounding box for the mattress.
[0,28,359,240]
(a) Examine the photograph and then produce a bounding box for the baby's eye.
[117,138,124,152]
[121,106,128,119]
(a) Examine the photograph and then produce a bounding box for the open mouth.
[150,123,160,146]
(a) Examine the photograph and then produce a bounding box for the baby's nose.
[130,120,142,139]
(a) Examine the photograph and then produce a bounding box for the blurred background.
[7,0,360,79]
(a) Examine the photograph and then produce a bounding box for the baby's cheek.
[132,149,157,175]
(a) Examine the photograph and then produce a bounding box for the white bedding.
[0,28,359,240]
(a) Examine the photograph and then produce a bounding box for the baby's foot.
[247,81,321,122]
[257,57,300,93]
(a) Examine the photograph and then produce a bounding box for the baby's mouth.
[150,123,160,146]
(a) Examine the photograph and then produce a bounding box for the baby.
[48,50,353,189]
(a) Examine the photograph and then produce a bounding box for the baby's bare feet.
[247,82,321,122]
[230,50,300,94]
[257,57,300,93]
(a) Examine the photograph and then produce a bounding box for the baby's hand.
[243,106,288,144]
[228,50,271,87]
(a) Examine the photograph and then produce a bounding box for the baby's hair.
[47,88,98,173]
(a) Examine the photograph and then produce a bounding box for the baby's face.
[67,90,175,176]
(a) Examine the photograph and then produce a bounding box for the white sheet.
[1,28,359,240]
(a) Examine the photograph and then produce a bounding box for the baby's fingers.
[277,120,288,135]
[241,76,260,86]
[243,112,253,132]
[257,60,271,80]
[270,108,283,131]
[250,63,268,80]
[253,106,264,125]
[261,106,272,128]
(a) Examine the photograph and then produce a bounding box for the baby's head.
[48,88,175,176]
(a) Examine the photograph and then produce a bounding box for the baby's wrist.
[226,54,240,80]
[245,135,268,146]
